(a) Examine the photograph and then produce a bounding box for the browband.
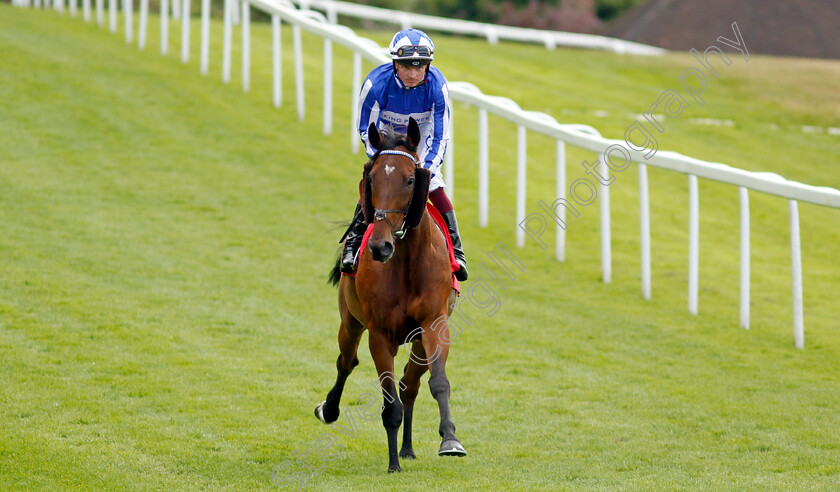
[378,150,422,167]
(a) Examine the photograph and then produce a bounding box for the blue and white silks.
[357,63,451,191]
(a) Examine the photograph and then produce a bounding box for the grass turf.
[1,5,839,490]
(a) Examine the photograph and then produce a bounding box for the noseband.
[372,150,422,240]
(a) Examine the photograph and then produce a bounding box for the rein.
[371,150,422,240]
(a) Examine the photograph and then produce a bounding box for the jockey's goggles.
[395,45,433,59]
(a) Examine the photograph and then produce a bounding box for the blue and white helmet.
[389,29,435,66]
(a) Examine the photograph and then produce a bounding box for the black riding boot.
[441,210,468,281]
[339,203,367,274]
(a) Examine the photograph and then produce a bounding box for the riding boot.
[440,210,468,281]
[339,203,367,274]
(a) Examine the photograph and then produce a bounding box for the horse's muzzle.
[370,239,394,263]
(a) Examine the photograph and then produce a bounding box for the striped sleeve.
[424,79,451,174]
[357,78,380,157]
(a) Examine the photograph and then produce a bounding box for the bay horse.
[318,118,466,473]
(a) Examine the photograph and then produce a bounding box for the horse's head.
[362,117,431,263]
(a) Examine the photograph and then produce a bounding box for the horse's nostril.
[371,241,395,263]
[381,242,394,258]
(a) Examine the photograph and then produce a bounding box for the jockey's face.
[395,62,427,88]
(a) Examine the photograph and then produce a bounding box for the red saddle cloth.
[344,202,460,293]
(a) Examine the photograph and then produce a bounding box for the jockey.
[339,28,468,281]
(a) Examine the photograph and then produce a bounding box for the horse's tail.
[328,253,342,287]
[328,219,352,287]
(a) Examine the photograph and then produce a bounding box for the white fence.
[290,0,666,56]
[17,0,840,349]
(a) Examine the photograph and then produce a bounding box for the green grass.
[2,5,840,490]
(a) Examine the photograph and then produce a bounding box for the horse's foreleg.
[368,330,403,473]
[422,317,467,457]
[398,340,428,459]
[316,316,364,425]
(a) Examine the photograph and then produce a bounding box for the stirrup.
[339,203,365,274]
[340,245,359,273]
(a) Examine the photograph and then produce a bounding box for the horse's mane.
[374,124,418,153]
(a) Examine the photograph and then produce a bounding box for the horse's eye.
[407,177,415,187]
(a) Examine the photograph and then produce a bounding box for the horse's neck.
[401,209,445,265]
[404,209,433,250]
[389,209,448,288]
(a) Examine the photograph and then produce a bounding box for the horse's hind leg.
[315,306,364,424]
[422,316,467,457]
[399,340,428,459]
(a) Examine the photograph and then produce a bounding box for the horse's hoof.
[438,439,467,457]
[399,448,416,459]
[314,401,338,424]
[387,464,402,473]
[314,402,327,423]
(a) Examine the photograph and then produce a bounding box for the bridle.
[371,149,422,240]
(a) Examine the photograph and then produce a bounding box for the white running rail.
[290,0,666,56]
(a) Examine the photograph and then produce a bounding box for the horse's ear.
[362,161,375,224]
[367,123,381,151]
[406,117,420,150]
[405,168,430,228]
